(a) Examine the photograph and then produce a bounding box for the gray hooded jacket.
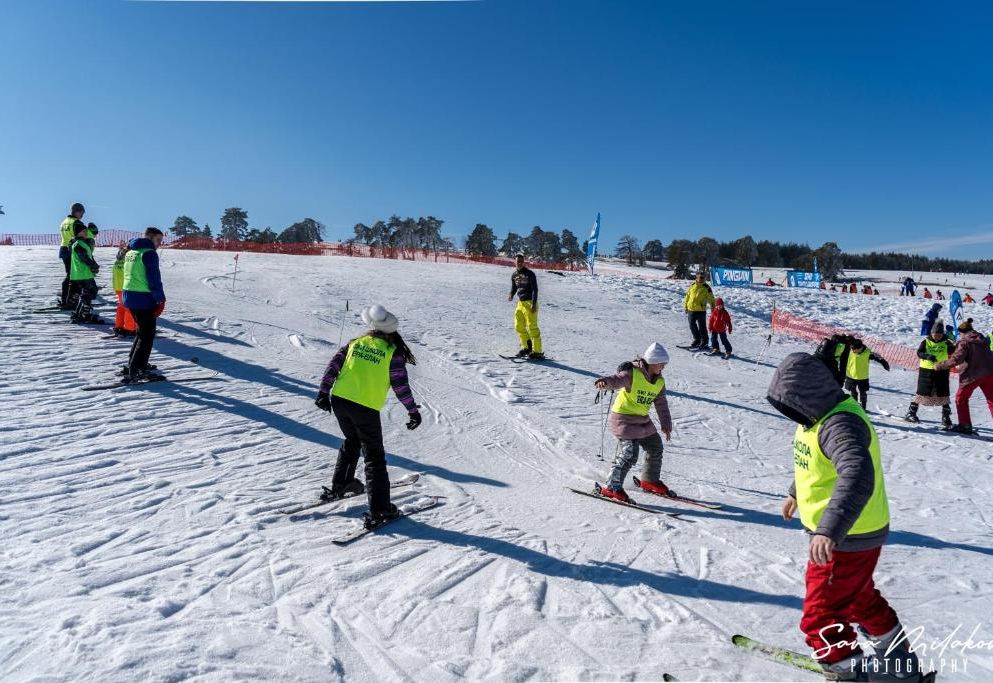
[767,352,889,551]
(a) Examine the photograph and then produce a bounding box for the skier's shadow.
[157,318,254,348]
[396,520,803,609]
[666,390,788,422]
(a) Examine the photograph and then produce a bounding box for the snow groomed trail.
[2,247,992,682]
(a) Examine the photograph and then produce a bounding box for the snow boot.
[636,479,673,497]
[940,405,952,430]
[596,485,632,504]
[904,403,920,423]
[363,503,401,530]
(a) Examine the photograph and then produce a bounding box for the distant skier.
[684,272,715,349]
[111,242,136,337]
[122,227,166,381]
[592,342,673,503]
[843,338,890,409]
[919,303,942,336]
[507,253,544,360]
[707,297,733,358]
[902,276,917,296]
[767,353,925,681]
[58,203,86,309]
[873,287,880,295]
[983,293,993,306]
[848,283,857,294]
[905,320,955,428]
[935,290,945,301]
[67,223,102,324]
[315,304,422,528]
[963,293,975,304]
[935,318,993,434]
[922,287,932,299]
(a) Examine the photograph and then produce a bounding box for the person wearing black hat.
[58,203,86,309]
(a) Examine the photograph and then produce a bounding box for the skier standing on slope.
[508,253,544,360]
[67,223,102,324]
[919,303,942,336]
[592,342,673,502]
[707,297,733,358]
[935,318,993,434]
[315,304,422,528]
[111,242,136,337]
[905,319,955,428]
[843,338,890,410]
[58,203,86,309]
[768,353,927,682]
[684,272,715,349]
[122,227,166,382]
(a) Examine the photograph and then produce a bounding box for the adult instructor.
[508,253,544,360]
[122,227,166,382]
[58,203,86,309]
[683,271,715,349]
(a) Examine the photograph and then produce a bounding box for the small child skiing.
[707,297,733,358]
[67,223,102,324]
[315,304,423,529]
[906,320,955,428]
[592,342,673,503]
[844,338,890,409]
[111,242,137,337]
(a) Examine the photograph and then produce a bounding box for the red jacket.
[708,306,733,334]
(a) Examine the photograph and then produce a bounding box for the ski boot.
[723,352,732,360]
[515,340,533,358]
[636,478,674,497]
[821,654,871,681]
[362,503,401,530]
[940,405,952,430]
[904,403,920,424]
[319,479,365,502]
[947,423,976,435]
[528,351,546,361]
[862,623,930,681]
[706,348,722,356]
[595,484,632,504]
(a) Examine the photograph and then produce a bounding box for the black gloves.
[879,358,891,371]
[315,392,331,411]
[923,354,936,362]
[406,412,422,430]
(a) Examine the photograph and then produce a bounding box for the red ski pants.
[800,546,898,664]
[115,291,137,332]
[954,374,993,427]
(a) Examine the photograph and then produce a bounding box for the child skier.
[67,223,102,324]
[315,304,423,528]
[111,242,136,337]
[707,297,733,358]
[768,353,926,681]
[905,320,955,428]
[844,338,890,409]
[592,342,673,502]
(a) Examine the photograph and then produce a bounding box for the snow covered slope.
[1,247,991,682]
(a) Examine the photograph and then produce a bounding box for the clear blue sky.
[2,0,991,258]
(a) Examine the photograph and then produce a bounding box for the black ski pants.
[845,378,870,409]
[330,395,392,515]
[687,311,707,347]
[59,247,71,306]
[128,308,158,372]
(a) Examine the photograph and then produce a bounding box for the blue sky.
[1,0,991,258]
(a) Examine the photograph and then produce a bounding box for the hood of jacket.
[767,352,849,429]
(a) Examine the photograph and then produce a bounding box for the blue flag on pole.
[587,213,600,275]
[949,290,963,339]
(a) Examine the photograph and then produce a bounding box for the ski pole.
[336,299,348,349]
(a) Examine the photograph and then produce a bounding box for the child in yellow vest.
[843,338,890,409]
[112,243,137,337]
[592,342,673,503]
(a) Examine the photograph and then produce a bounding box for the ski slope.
[2,246,992,682]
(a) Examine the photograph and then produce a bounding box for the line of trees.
[351,215,453,256]
[464,225,585,264]
[170,209,325,244]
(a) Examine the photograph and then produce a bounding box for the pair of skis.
[664,634,936,681]
[568,479,722,518]
[498,353,553,364]
[81,373,223,391]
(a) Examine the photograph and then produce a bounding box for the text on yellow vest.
[919,338,950,370]
[123,248,152,293]
[611,368,665,416]
[331,335,396,411]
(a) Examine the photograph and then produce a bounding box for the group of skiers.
[55,203,167,382]
[683,272,734,358]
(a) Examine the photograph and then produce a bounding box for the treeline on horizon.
[161,208,993,276]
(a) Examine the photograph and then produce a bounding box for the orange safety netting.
[771,307,920,370]
[0,230,148,247]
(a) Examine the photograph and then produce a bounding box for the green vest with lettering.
[69,240,95,281]
[123,248,151,293]
[793,397,889,535]
[611,369,665,416]
[331,335,396,410]
[846,348,871,380]
[112,256,126,292]
[60,217,77,247]
[919,338,950,370]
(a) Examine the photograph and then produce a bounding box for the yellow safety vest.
[69,239,96,281]
[919,338,950,370]
[331,335,396,411]
[793,398,889,535]
[123,248,151,293]
[611,369,665,416]
[846,348,871,380]
[59,217,77,247]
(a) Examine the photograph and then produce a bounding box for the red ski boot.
[595,484,633,504]
[636,479,673,497]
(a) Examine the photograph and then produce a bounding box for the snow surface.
[2,247,992,682]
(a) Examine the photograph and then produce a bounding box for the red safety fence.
[771,307,920,370]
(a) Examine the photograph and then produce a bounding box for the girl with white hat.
[315,304,422,528]
[592,341,674,503]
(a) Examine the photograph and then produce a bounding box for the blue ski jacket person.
[122,237,165,310]
[920,303,942,336]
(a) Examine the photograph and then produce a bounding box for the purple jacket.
[319,340,418,414]
[597,359,673,440]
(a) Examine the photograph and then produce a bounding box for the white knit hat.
[361,304,399,334]
[643,342,670,364]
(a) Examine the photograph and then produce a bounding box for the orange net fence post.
[771,308,920,370]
